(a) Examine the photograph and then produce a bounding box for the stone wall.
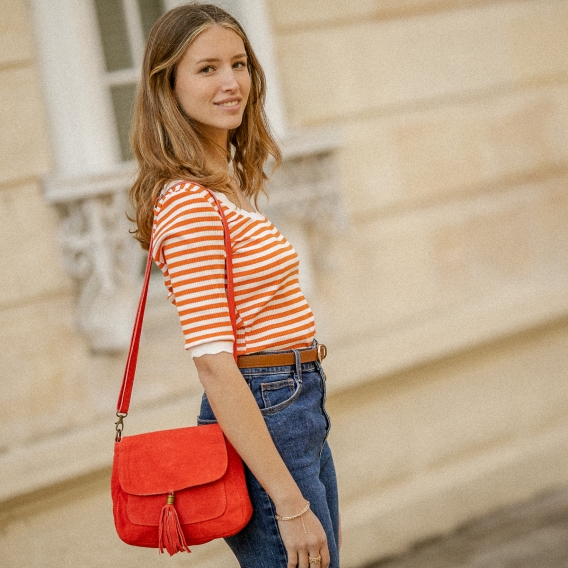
[1,1,568,567]
[0,0,84,450]
[266,0,568,565]
[270,0,568,565]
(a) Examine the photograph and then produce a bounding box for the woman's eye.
[200,66,214,74]
[233,61,247,69]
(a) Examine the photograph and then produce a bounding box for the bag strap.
[115,190,237,433]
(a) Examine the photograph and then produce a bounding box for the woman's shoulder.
[151,181,222,249]
[154,180,219,224]
[156,180,214,209]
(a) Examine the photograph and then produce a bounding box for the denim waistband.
[240,361,318,377]
[238,340,321,378]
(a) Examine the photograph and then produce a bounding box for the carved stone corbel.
[45,169,142,352]
[265,126,346,296]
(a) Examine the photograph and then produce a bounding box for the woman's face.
[174,25,251,147]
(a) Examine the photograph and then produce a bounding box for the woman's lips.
[216,100,239,107]
[214,95,243,111]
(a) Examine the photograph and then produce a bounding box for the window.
[93,0,166,161]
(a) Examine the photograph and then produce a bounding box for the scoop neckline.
[211,190,265,221]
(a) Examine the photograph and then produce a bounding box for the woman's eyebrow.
[194,57,220,65]
[194,53,247,65]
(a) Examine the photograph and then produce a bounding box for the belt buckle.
[316,343,327,362]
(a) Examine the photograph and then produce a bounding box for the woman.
[129,4,340,567]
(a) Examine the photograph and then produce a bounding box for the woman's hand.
[277,508,330,568]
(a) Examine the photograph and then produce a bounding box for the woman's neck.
[204,140,230,173]
[201,138,255,213]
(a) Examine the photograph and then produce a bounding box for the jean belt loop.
[313,339,323,374]
[291,349,303,384]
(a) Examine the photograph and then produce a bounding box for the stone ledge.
[340,421,568,567]
[42,125,342,203]
[363,486,568,568]
[326,280,568,396]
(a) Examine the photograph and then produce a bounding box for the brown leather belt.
[237,344,327,369]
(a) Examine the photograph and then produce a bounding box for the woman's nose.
[220,67,239,90]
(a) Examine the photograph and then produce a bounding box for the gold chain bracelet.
[274,500,310,522]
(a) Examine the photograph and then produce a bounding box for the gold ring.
[308,556,322,564]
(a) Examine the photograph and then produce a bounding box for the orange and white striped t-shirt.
[152,181,315,357]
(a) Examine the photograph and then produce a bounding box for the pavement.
[363,486,568,568]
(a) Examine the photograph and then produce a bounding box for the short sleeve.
[188,340,234,359]
[152,183,235,351]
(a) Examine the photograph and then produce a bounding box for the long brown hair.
[129,3,281,249]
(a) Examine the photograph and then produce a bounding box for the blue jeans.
[197,350,340,567]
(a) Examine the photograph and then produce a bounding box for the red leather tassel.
[158,493,191,555]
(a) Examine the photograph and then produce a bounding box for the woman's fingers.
[287,550,299,568]
[285,546,329,568]
[286,546,329,568]
[319,546,331,568]
[297,550,309,568]
[307,549,328,568]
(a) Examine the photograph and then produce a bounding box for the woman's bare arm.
[194,351,330,567]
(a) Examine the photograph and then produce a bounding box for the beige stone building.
[1,0,568,566]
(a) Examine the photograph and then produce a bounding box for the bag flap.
[117,424,229,495]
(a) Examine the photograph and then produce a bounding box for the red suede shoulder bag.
[111,190,252,555]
